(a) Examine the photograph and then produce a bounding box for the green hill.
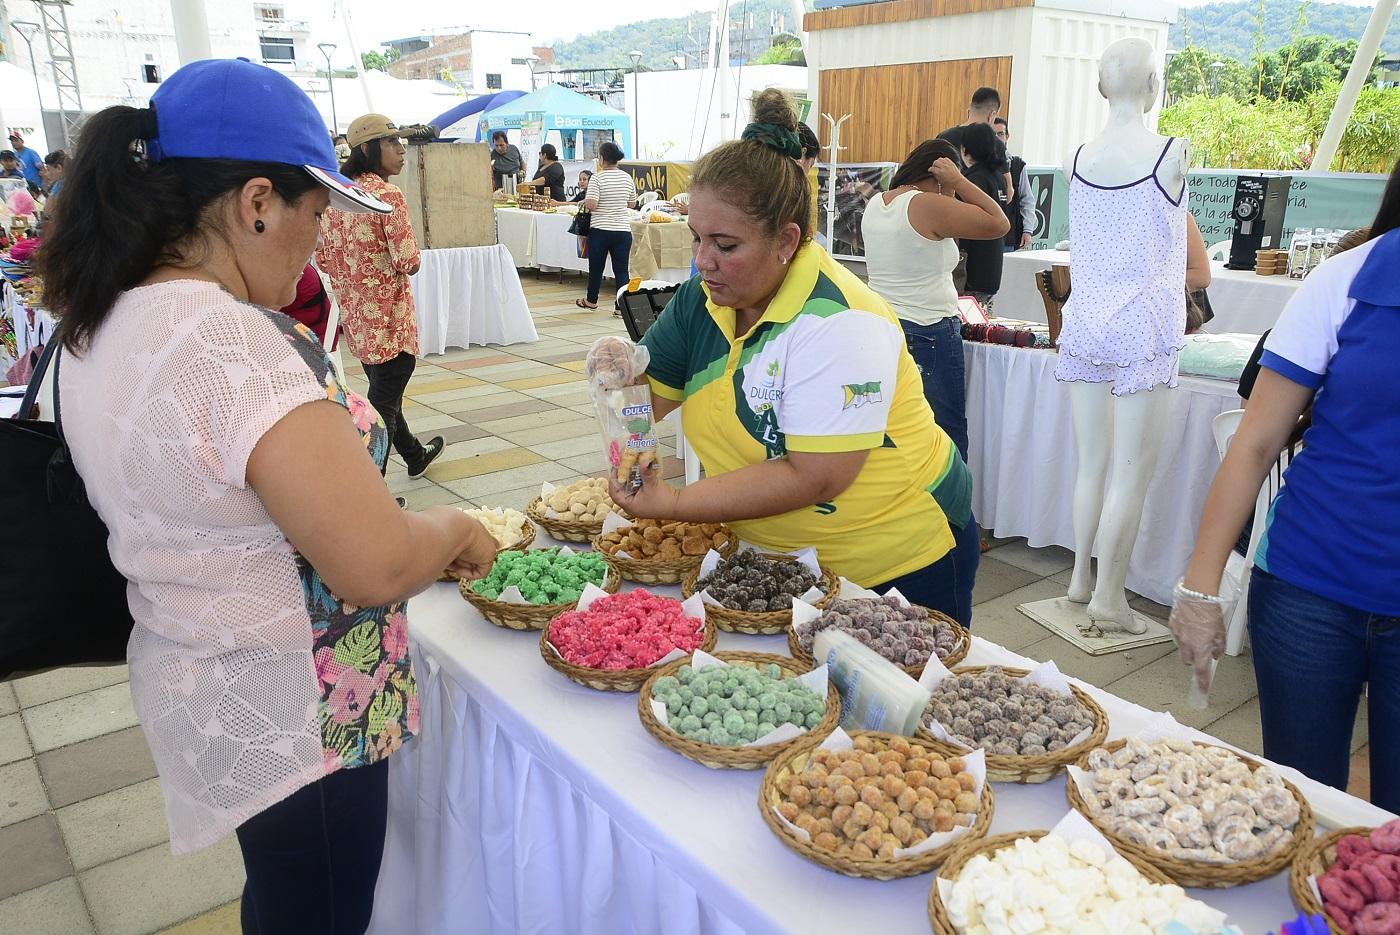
[1171,0,1400,60]
[548,0,798,71]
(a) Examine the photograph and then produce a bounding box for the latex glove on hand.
[1168,581,1229,694]
[585,336,651,391]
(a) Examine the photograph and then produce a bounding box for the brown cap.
[347,114,399,149]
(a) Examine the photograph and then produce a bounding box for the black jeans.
[587,228,632,304]
[363,351,426,472]
[235,758,389,935]
[871,511,981,629]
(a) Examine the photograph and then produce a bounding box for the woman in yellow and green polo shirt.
[603,89,980,626]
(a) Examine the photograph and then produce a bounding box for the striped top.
[586,168,637,232]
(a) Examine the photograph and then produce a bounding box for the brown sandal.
[576,299,597,309]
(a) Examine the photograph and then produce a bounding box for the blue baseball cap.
[149,58,391,214]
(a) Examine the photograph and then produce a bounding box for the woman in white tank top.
[861,138,1008,458]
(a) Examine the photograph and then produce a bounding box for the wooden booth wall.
[818,58,1013,165]
[805,0,1030,31]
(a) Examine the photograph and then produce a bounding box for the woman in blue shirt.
[1170,158,1400,813]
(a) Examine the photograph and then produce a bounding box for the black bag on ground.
[0,338,134,679]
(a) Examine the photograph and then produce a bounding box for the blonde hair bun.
[750,88,798,131]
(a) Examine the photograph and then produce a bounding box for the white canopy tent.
[292,70,467,134]
[0,61,58,156]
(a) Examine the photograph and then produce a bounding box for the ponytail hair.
[891,138,960,190]
[38,105,320,354]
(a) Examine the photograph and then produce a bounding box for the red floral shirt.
[316,172,421,365]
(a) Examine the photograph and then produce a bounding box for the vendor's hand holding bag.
[0,337,134,678]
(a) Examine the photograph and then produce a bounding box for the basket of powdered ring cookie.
[1066,736,1314,888]
[1290,818,1400,934]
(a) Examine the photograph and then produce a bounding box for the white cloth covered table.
[966,341,1240,606]
[371,567,1394,935]
[409,244,537,355]
[495,208,537,269]
[497,207,691,284]
[999,248,1302,335]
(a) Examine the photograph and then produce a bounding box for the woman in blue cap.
[37,59,499,933]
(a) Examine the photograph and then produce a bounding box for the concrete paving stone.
[1349,747,1372,803]
[0,713,30,767]
[1103,650,1258,730]
[442,353,521,370]
[80,837,245,935]
[401,413,466,432]
[1202,697,1264,757]
[0,814,71,900]
[423,346,511,363]
[1017,634,1179,692]
[157,900,240,934]
[23,682,139,754]
[1128,595,1171,622]
[0,683,13,717]
[37,725,159,809]
[558,451,611,474]
[455,398,560,424]
[426,448,545,484]
[464,360,563,380]
[526,435,602,460]
[971,557,1043,606]
[56,778,169,871]
[480,484,556,513]
[475,410,575,434]
[436,435,518,462]
[437,389,537,414]
[12,664,130,708]
[493,419,600,448]
[441,462,580,501]
[519,381,594,400]
[0,876,94,935]
[402,486,466,511]
[531,352,589,366]
[968,579,1072,652]
[988,540,1075,578]
[386,472,438,495]
[0,758,48,828]
[500,372,586,391]
[406,383,491,406]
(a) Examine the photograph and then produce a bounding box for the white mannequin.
[1061,38,1189,634]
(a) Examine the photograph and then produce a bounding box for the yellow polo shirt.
[639,241,969,586]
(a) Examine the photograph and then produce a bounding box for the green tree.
[1166,47,1252,100]
[1256,36,1375,101]
[755,38,805,66]
[361,49,399,73]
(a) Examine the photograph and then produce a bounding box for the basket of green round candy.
[460,547,620,631]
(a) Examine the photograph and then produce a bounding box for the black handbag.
[567,208,591,237]
[0,337,135,679]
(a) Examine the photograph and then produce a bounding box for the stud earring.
[254,220,265,233]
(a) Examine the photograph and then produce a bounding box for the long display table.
[496,207,691,284]
[369,557,1393,934]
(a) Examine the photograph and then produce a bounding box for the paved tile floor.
[0,271,1372,932]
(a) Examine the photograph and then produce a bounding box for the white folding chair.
[664,407,701,486]
[638,191,660,207]
[1211,409,1292,655]
[1207,240,1231,262]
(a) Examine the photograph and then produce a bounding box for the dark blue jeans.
[235,758,389,935]
[871,512,980,629]
[1249,568,1400,813]
[587,228,632,305]
[900,317,968,460]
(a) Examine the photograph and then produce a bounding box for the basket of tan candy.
[592,513,736,585]
[929,810,1239,935]
[759,728,993,880]
[915,661,1108,784]
[539,585,717,692]
[681,547,840,636]
[526,478,616,543]
[1066,734,1314,888]
[1290,819,1400,935]
[638,650,840,770]
[439,507,535,581]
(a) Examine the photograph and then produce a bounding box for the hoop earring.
[254,220,265,234]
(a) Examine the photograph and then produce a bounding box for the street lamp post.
[1210,61,1225,97]
[11,21,45,138]
[526,54,541,92]
[317,42,339,134]
[628,50,643,157]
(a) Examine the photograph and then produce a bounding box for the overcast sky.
[329,0,1383,49]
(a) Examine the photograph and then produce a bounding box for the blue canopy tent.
[476,84,631,160]
[431,90,527,141]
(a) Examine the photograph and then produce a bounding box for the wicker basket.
[525,496,609,543]
[758,730,995,880]
[927,830,1174,934]
[787,608,971,679]
[538,609,718,692]
[1066,737,1316,888]
[593,526,738,586]
[459,562,621,631]
[637,652,841,769]
[439,521,536,581]
[914,666,1109,784]
[680,555,840,635]
[1289,826,1373,935]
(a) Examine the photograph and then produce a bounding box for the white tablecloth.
[409,244,537,355]
[372,572,1393,935]
[497,208,691,284]
[999,249,1301,335]
[966,341,1240,606]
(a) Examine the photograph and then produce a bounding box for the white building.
[384,28,537,95]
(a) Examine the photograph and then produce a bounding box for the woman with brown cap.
[318,113,444,477]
